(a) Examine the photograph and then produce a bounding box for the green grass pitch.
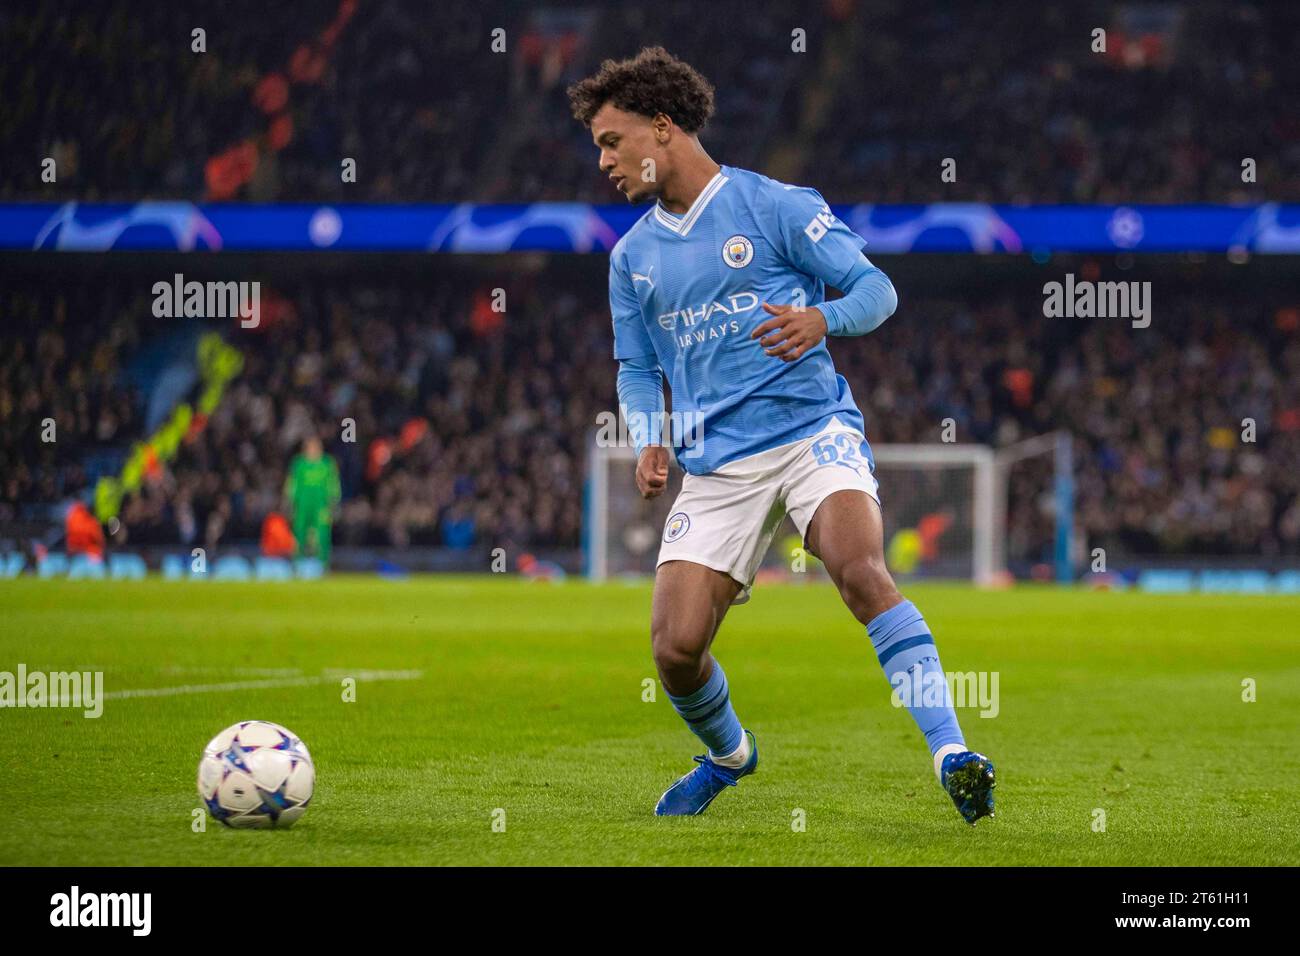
[1,576,1296,866]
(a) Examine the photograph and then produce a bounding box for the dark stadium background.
[1,0,1298,581]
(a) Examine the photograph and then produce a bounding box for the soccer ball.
[197,720,315,829]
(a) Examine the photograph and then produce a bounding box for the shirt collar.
[653,168,730,237]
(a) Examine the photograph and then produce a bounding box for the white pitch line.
[102,669,424,700]
[158,666,307,677]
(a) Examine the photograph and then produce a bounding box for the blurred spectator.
[3,1,1295,204]
[65,500,104,559]
[260,511,296,558]
[2,264,1297,565]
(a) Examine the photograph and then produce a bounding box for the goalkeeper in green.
[284,436,341,566]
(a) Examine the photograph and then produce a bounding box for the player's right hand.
[636,446,670,499]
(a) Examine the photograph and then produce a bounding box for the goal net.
[584,433,1073,585]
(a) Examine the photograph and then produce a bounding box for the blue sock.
[667,659,744,758]
[867,599,965,754]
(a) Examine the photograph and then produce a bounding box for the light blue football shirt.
[609,165,872,475]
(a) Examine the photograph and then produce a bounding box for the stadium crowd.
[3,0,1296,204]
[3,266,1298,565]
[0,283,145,516]
[3,0,1298,569]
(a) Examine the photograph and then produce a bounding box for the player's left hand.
[751,303,828,362]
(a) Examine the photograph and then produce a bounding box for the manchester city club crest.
[663,512,691,542]
[722,235,754,268]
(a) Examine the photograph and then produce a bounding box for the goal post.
[871,444,997,584]
[584,432,1074,585]
[993,430,1076,583]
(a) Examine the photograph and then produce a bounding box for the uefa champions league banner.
[1,201,1299,254]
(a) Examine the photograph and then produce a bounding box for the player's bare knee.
[650,635,694,673]
[651,624,708,689]
[837,554,902,625]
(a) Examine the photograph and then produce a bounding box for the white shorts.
[656,416,880,604]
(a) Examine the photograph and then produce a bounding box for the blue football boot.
[655,730,758,816]
[941,750,996,825]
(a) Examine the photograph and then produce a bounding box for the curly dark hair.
[567,46,715,133]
